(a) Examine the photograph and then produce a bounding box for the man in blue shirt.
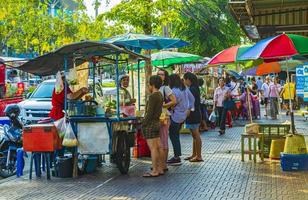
[256,77,263,96]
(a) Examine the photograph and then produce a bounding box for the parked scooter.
[0,104,23,177]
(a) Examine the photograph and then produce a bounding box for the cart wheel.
[114,131,131,174]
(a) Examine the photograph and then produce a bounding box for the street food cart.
[19,41,148,177]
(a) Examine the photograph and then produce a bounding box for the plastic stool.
[241,133,264,163]
[29,152,52,180]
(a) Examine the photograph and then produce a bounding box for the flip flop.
[150,168,168,172]
[184,156,194,160]
[143,172,160,178]
[189,158,204,162]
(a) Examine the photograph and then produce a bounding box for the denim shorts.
[185,123,200,130]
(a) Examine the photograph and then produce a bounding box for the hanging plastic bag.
[54,117,66,138]
[62,122,78,147]
[67,68,78,85]
[209,111,216,123]
[55,71,64,94]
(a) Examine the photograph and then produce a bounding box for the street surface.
[0,110,307,200]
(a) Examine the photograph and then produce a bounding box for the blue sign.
[296,66,304,97]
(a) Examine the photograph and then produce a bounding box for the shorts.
[283,99,293,104]
[185,123,200,130]
[264,97,269,105]
[159,119,170,149]
[142,121,160,139]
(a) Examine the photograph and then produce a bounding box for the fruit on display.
[62,138,78,147]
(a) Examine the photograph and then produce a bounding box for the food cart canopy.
[18,41,149,76]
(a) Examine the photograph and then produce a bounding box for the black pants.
[216,107,228,131]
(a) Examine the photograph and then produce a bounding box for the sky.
[84,0,121,18]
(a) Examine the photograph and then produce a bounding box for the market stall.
[18,41,149,178]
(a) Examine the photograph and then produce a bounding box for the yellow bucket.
[284,134,307,154]
[269,139,285,159]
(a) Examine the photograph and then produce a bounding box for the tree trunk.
[143,0,153,102]
[144,50,152,101]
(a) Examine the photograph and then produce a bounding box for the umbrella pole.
[246,87,253,123]
[286,58,295,134]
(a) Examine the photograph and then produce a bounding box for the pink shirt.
[214,86,229,107]
[269,83,281,98]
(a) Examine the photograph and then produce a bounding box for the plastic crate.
[23,124,62,152]
[280,153,308,171]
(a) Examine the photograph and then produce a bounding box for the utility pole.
[93,0,101,18]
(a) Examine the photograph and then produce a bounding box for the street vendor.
[49,72,88,121]
[119,74,136,106]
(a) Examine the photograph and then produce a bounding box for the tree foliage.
[173,0,244,56]
[0,0,125,56]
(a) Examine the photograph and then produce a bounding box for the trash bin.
[55,156,73,178]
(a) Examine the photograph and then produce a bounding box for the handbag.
[223,98,236,110]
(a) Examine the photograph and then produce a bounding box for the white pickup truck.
[18,79,55,122]
[18,79,116,122]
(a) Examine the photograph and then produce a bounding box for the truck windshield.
[31,83,54,98]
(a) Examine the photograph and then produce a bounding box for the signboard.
[304,64,308,102]
[183,63,205,73]
[296,65,304,97]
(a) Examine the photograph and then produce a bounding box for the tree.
[173,0,244,57]
[104,0,180,96]
[0,0,125,57]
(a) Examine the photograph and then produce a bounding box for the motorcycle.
[0,104,23,178]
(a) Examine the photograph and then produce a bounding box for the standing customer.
[213,78,230,135]
[198,78,209,132]
[142,75,164,177]
[280,76,296,116]
[157,69,177,169]
[183,72,203,162]
[256,77,263,97]
[167,74,194,165]
[269,77,281,120]
[261,76,271,117]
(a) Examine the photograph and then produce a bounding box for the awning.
[18,41,149,76]
[229,0,308,40]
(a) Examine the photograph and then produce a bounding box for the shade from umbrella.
[240,34,308,60]
[131,51,202,69]
[103,33,190,53]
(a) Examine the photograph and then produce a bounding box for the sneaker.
[167,157,182,165]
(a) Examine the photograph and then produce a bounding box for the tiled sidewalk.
[0,115,307,200]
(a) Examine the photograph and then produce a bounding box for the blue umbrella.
[226,70,242,80]
[102,33,190,52]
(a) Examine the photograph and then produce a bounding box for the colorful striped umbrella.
[240,34,308,60]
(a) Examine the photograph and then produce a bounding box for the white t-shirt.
[159,85,173,101]
[261,82,270,98]
[159,85,173,115]
[230,81,239,96]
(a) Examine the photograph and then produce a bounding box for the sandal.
[184,156,194,160]
[150,167,168,172]
[189,158,204,162]
[143,172,160,178]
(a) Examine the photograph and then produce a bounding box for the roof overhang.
[229,0,308,40]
